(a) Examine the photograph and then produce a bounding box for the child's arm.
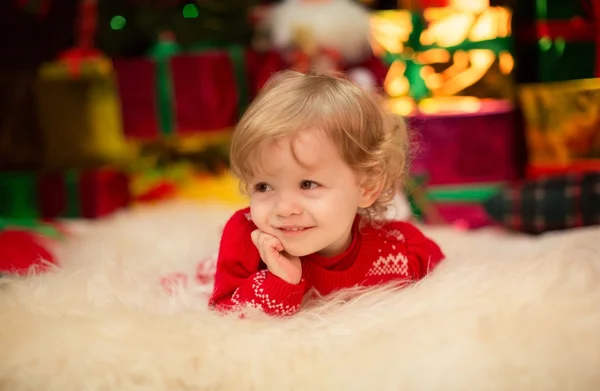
[209,209,307,316]
[394,221,445,278]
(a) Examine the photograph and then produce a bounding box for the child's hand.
[251,230,302,285]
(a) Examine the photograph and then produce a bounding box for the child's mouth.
[278,226,314,234]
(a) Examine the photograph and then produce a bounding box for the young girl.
[209,71,444,316]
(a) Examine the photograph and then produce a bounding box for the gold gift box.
[35,56,136,170]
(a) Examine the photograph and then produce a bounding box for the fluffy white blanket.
[1,201,599,391]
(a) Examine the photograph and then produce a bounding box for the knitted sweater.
[209,208,445,316]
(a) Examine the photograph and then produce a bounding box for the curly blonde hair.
[230,70,410,224]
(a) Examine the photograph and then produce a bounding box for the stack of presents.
[370,0,600,233]
[1,0,599,272]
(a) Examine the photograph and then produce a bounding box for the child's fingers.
[264,235,283,252]
[250,230,260,247]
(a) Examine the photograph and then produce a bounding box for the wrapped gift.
[484,172,600,234]
[35,0,135,170]
[369,6,514,107]
[0,168,131,219]
[35,55,135,170]
[512,0,594,23]
[519,78,600,173]
[424,182,505,228]
[408,99,518,186]
[112,37,285,140]
[513,0,599,82]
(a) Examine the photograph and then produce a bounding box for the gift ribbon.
[426,183,504,203]
[151,40,249,137]
[151,37,181,137]
[0,173,39,219]
[55,0,101,79]
[225,45,250,118]
[64,170,83,218]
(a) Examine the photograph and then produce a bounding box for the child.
[209,71,444,317]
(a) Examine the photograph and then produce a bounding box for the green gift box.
[409,180,505,229]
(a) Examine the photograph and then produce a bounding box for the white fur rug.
[1,201,600,391]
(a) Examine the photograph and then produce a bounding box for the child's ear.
[358,176,384,208]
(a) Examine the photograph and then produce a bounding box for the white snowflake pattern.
[365,252,409,277]
[385,229,405,242]
[231,270,299,315]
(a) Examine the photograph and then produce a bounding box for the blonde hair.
[230,70,410,223]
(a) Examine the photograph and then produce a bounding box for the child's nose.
[275,194,302,217]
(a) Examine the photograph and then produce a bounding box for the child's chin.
[283,245,315,258]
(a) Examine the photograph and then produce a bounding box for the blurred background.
[1,0,599,237]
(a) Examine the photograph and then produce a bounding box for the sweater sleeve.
[208,209,307,317]
[388,221,445,280]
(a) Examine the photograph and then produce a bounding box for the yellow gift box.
[519,78,600,167]
[35,56,136,170]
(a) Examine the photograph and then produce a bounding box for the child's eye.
[253,182,272,193]
[299,180,319,190]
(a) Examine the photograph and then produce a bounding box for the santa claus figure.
[263,0,388,91]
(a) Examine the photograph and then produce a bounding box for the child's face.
[248,128,372,258]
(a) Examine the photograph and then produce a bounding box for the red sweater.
[209,208,445,316]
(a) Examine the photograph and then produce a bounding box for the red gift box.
[113,46,285,140]
[0,168,131,220]
[408,100,518,186]
[38,169,131,219]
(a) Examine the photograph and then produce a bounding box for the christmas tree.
[96,0,259,57]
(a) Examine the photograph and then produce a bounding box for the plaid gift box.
[513,0,600,83]
[483,172,600,234]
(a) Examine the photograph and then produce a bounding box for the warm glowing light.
[388,97,416,116]
[419,97,482,114]
[498,51,514,75]
[451,0,489,13]
[419,65,435,79]
[370,11,413,54]
[495,7,512,37]
[469,11,496,41]
[433,49,495,97]
[370,3,513,102]
[424,73,444,89]
[384,61,410,96]
[421,13,474,47]
[416,48,451,64]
